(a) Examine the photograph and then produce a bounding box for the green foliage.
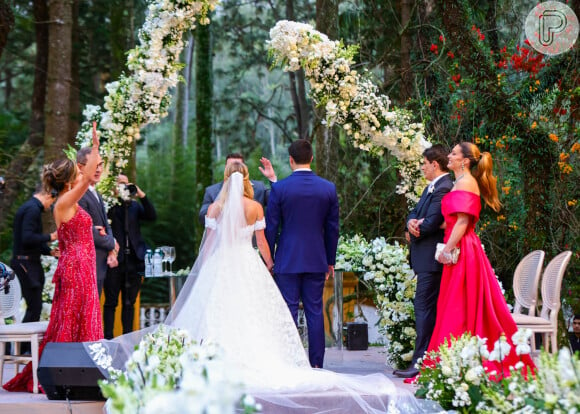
[136,121,198,304]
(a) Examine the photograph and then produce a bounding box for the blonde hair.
[41,159,77,195]
[459,142,501,212]
[214,162,254,213]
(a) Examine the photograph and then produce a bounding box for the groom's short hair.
[423,144,449,172]
[288,139,313,164]
[226,153,244,162]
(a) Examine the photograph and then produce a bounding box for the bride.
[96,162,435,413]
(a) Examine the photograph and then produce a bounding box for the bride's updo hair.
[41,159,77,195]
[459,142,501,212]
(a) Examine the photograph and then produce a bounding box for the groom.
[395,144,452,378]
[265,139,339,368]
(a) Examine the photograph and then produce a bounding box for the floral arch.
[76,1,430,205]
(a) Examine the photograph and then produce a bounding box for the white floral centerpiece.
[360,237,416,368]
[268,20,429,205]
[94,324,259,414]
[75,0,218,203]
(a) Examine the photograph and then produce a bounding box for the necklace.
[454,173,466,184]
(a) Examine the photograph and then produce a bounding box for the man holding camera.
[103,174,156,339]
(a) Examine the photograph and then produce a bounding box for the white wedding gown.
[90,173,439,413]
[171,216,313,388]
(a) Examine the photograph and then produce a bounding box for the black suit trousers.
[103,256,143,339]
[411,270,442,365]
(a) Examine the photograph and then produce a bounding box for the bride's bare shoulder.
[244,198,264,221]
[207,203,221,218]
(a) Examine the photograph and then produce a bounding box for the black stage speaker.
[38,342,107,400]
[346,322,368,350]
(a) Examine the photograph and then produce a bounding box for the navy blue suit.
[265,170,339,367]
[407,174,453,366]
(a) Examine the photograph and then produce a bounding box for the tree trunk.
[174,32,193,150]
[44,0,73,162]
[315,0,339,181]
[0,0,49,228]
[399,0,413,102]
[195,23,213,205]
[109,0,137,180]
[69,0,80,144]
[286,0,310,141]
[0,0,14,60]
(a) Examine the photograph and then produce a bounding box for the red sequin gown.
[3,206,103,393]
[425,191,535,376]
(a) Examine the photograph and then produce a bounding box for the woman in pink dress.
[423,142,535,378]
[4,125,103,393]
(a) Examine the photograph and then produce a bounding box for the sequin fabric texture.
[3,206,103,393]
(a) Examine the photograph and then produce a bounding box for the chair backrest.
[512,250,545,316]
[0,264,22,322]
[539,251,572,325]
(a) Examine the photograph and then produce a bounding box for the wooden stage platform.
[0,347,430,413]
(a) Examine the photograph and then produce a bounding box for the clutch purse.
[435,243,460,264]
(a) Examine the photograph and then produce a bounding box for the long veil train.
[85,173,441,413]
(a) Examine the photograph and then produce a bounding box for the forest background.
[0,0,577,322]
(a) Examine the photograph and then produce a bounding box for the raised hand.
[259,157,277,182]
[92,121,100,149]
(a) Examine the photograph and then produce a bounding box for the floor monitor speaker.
[38,342,107,400]
[346,322,368,351]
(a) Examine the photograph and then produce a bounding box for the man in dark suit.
[395,144,453,378]
[77,147,118,297]
[198,153,275,225]
[265,139,340,368]
[104,174,156,339]
[570,314,580,355]
[11,187,58,324]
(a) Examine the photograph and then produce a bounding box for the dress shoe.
[395,367,419,378]
[403,374,419,384]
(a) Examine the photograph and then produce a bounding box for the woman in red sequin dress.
[3,125,103,393]
[421,142,535,378]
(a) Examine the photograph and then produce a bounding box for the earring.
[68,183,72,191]
[461,162,465,171]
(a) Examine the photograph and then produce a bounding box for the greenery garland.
[75,0,218,204]
[268,20,430,205]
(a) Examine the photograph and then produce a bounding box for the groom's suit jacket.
[79,190,116,286]
[265,170,339,274]
[407,174,453,273]
[198,180,269,225]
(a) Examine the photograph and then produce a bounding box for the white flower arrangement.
[97,324,260,414]
[335,234,416,368]
[40,254,58,320]
[360,237,416,368]
[75,0,218,204]
[335,234,370,272]
[268,20,430,205]
[413,329,574,413]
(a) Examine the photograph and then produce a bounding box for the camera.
[122,183,138,196]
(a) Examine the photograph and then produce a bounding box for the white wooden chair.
[0,265,48,393]
[511,250,545,317]
[513,251,572,354]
